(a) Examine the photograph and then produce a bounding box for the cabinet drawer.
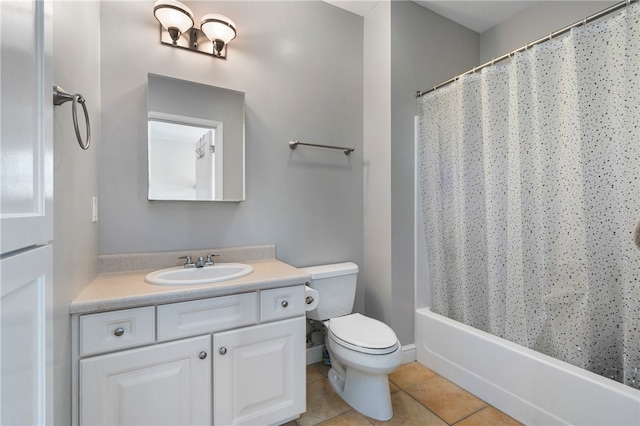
[260,285,305,322]
[157,292,258,341]
[80,306,155,356]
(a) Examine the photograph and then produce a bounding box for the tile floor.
[287,361,523,426]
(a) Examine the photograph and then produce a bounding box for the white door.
[80,335,212,426]
[0,246,53,424]
[0,0,53,252]
[0,0,54,424]
[213,317,306,426]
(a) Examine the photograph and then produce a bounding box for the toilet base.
[327,366,393,421]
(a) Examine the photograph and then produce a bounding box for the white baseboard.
[401,343,417,364]
[306,344,324,365]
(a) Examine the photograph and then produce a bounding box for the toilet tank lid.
[299,262,358,279]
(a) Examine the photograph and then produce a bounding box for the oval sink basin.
[145,263,253,286]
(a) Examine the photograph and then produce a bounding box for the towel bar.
[289,140,354,155]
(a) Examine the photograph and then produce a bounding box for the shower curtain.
[418,3,639,389]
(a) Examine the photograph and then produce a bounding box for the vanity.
[70,246,310,426]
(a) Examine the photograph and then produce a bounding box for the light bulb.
[153,0,194,45]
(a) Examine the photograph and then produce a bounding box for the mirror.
[147,74,245,201]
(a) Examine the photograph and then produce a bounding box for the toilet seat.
[328,313,399,355]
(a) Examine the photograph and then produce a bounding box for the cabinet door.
[80,335,211,426]
[213,316,306,426]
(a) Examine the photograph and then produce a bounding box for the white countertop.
[70,259,310,315]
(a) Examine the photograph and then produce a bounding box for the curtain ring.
[72,94,91,150]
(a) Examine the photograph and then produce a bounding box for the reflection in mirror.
[148,118,223,200]
[147,73,245,201]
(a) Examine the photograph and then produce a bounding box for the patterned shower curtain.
[418,3,639,389]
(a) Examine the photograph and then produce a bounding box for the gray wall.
[363,1,393,343]
[362,1,478,345]
[100,1,365,309]
[52,2,101,424]
[48,1,623,423]
[389,2,478,344]
[480,1,617,62]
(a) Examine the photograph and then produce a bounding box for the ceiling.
[324,0,537,33]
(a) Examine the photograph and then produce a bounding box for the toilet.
[302,262,401,421]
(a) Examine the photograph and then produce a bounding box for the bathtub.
[415,307,640,426]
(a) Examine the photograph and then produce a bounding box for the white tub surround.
[415,307,640,426]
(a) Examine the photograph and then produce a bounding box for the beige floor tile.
[389,362,437,389]
[313,361,332,377]
[405,376,486,424]
[301,361,519,426]
[317,409,374,426]
[307,364,324,383]
[455,406,523,426]
[369,391,448,426]
[297,377,350,426]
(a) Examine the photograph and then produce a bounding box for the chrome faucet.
[179,254,219,268]
[204,254,219,266]
[178,255,196,268]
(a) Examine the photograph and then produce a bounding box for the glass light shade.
[153,0,194,33]
[200,14,237,44]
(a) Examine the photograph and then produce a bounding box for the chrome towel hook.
[53,85,91,150]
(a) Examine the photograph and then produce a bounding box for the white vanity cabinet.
[80,335,212,425]
[73,285,306,426]
[214,317,305,426]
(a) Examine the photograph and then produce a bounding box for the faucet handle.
[178,255,195,268]
[205,254,220,266]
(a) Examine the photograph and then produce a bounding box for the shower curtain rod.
[416,0,637,98]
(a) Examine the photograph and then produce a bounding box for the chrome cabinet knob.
[219,347,227,355]
[281,300,289,308]
[199,351,207,360]
[114,327,125,337]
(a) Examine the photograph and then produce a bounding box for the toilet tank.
[301,262,358,321]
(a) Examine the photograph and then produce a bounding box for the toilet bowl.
[302,263,402,421]
[324,313,402,421]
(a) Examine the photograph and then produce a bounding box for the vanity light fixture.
[153,0,194,46]
[153,0,237,59]
[200,14,237,57]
